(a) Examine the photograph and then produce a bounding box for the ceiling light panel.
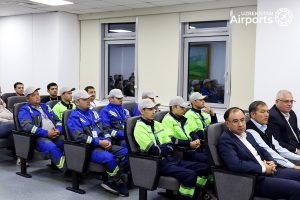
[30,0,73,6]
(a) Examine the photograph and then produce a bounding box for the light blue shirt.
[247,119,300,168]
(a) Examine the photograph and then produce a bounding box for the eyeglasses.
[277,99,296,104]
[227,118,245,125]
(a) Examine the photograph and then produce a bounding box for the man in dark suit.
[218,107,300,200]
[268,90,300,154]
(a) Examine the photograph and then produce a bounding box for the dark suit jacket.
[218,129,274,174]
[268,105,300,152]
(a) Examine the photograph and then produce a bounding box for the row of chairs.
[126,113,272,200]
[5,97,271,200]
[11,101,137,194]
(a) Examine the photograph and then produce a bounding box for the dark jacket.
[268,105,300,152]
[218,129,274,174]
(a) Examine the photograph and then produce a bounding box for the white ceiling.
[0,0,215,17]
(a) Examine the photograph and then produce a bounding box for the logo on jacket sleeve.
[109,110,117,117]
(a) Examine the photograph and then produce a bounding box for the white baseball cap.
[142,91,158,99]
[169,96,190,108]
[24,86,40,97]
[72,90,91,100]
[138,98,159,110]
[189,92,207,101]
[108,89,124,98]
[59,87,75,95]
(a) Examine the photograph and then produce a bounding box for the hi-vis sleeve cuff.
[31,126,38,134]
[56,122,62,126]
[111,129,117,137]
[86,136,93,144]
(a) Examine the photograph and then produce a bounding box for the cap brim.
[180,102,190,108]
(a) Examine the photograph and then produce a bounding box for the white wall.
[255,0,300,116]
[0,12,80,95]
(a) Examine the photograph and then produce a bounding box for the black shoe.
[117,182,129,197]
[100,181,119,195]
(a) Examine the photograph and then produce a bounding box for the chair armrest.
[12,130,35,160]
[63,141,91,173]
[212,167,256,200]
[128,153,161,190]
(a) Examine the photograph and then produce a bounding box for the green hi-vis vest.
[162,113,193,141]
[134,119,171,153]
[52,101,76,120]
[184,109,211,132]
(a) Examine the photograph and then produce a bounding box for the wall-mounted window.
[181,20,230,108]
[102,23,136,98]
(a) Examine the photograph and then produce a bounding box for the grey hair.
[276,90,293,100]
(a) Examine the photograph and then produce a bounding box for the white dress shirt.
[234,131,266,173]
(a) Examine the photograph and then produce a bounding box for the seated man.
[185,92,217,140]
[18,86,66,171]
[134,99,211,200]
[0,88,14,138]
[162,96,209,163]
[84,86,101,109]
[67,90,128,197]
[268,90,300,154]
[52,87,76,120]
[41,82,61,103]
[132,91,158,117]
[219,107,300,200]
[247,101,300,168]
[99,89,129,146]
[14,82,25,96]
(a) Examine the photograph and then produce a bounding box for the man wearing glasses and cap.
[18,86,66,172]
[67,90,128,197]
[52,87,76,120]
[99,89,130,147]
[134,98,211,200]
[268,90,300,154]
[132,91,158,117]
[185,92,218,141]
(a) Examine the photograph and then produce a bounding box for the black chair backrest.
[7,96,26,112]
[154,111,168,122]
[47,100,60,109]
[93,106,105,113]
[1,92,15,104]
[13,102,27,131]
[62,110,73,141]
[206,122,227,167]
[123,101,137,116]
[124,116,141,153]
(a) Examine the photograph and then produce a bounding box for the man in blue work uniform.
[18,86,66,171]
[67,90,129,197]
[134,98,211,200]
[99,89,129,147]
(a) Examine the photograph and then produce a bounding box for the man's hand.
[190,139,201,149]
[48,128,59,139]
[293,166,300,170]
[204,106,215,116]
[99,140,112,150]
[264,160,277,175]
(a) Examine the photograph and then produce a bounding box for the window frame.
[102,23,137,99]
[105,23,136,38]
[181,21,230,109]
